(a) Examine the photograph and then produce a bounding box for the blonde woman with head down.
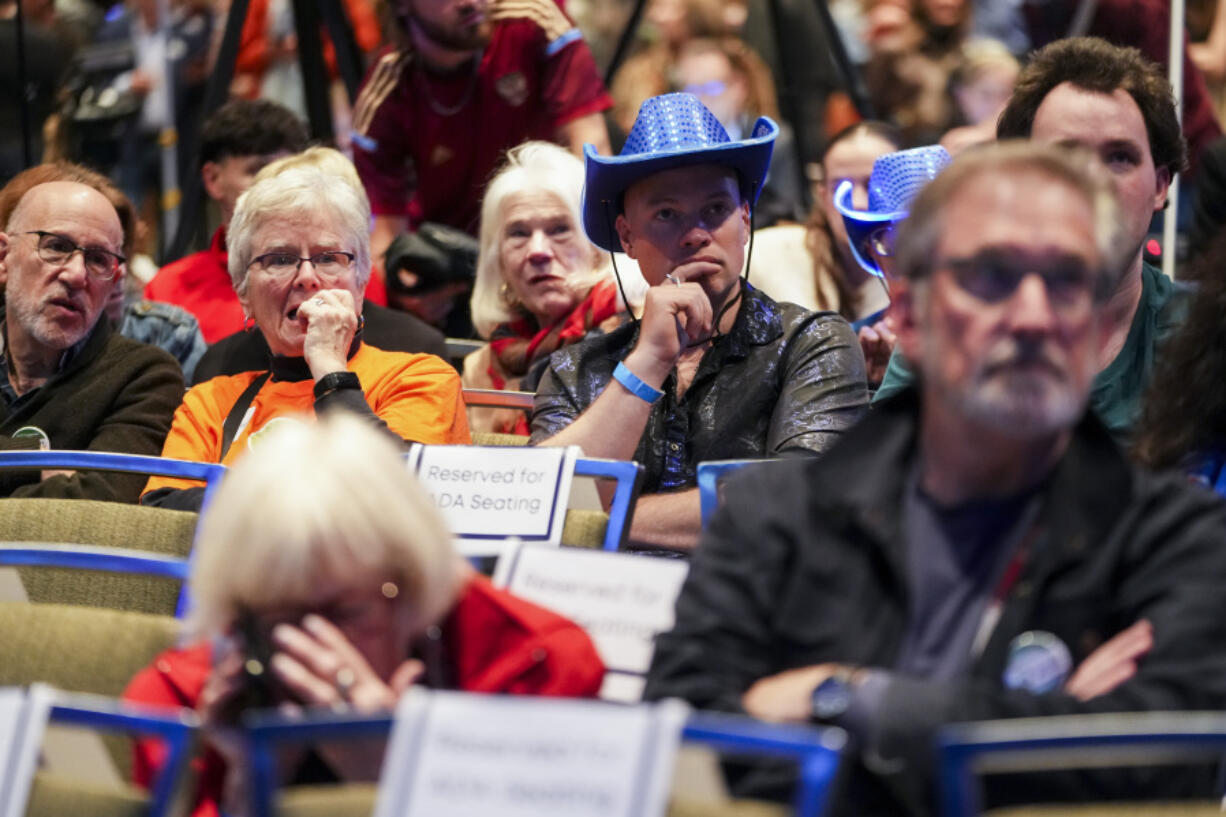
[124,415,604,817]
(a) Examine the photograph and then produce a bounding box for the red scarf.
[488,280,622,386]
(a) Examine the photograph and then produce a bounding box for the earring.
[243,315,256,334]
[499,282,516,306]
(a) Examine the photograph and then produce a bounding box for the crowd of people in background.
[9,0,1226,813]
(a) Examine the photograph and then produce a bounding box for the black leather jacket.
[647,389,1226,814]
[529,283,869,492]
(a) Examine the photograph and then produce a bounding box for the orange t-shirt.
[143,343,469,494]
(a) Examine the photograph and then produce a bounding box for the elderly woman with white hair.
[463,141,639,435]
[143,149,470,509]
[125,415,605,817]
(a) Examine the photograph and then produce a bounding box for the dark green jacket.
[0,312,183,502]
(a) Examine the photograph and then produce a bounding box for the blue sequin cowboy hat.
[834,145,951,278]
[581,93,778,253]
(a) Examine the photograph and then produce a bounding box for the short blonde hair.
[228,147,373,296]
[186,415,460,639]
[470,141,607,338]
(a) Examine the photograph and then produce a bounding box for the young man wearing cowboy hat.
[530,93,869,552]
[832,144,951,384]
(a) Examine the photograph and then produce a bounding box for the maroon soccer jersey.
[351,11,610,235]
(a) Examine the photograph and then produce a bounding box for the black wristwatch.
[313,371,361,400]
[811,669,858,724]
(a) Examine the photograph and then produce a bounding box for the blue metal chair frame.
[42,691,198,817]
[243,707,846,817]
[938,711,1226,817]
[0,542,191,581]
[0,451,226,511]
[0,451,225,616]
[573,457,644,551]
[697,460,762,526]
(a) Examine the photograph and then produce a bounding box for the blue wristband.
[613,361,663,404]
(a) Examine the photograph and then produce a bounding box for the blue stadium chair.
[574,457,644,550]
[0,542,191,582]
[697,460,773,526]
[35,689,198,817]
[0,451,224,616]
[242,707,846,817]
[0,450,226,511]
[938,711,1226,817]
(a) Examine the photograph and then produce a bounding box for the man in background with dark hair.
[143,98,308,343]
[874,37,1191,440]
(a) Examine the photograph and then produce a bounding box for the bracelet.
[545,27,582,56]
[313,371,361,400]
[612,361,663,404]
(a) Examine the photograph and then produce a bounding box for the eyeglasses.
[939,251,1107,313]
[248,251,356,281]
[868,224,897,259]
[23,231,125,280]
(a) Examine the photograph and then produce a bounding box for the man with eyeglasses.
[645,142,1226,814]
[872,38,1191,441]
[0,166,182,501]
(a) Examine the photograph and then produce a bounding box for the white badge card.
[373,689,687,817]
[0,684,52,817]
[493,544,690,677]
[410,446,578,554]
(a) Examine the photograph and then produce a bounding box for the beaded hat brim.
[834,145,951,278]
[581,94,778,253]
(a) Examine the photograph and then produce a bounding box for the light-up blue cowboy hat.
[834,145,951,278]
[581,93,778,253]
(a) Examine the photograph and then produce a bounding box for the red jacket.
[123,575,605,817]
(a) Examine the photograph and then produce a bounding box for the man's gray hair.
[894,140,1130,293]
[227,160,373,296]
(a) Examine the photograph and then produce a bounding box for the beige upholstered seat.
[0,498,197,614]
[471,431,531,446]
[0,601,181,781]
[24,772,150,817]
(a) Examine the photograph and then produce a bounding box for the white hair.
[227,155,373,297]
[470,141,608,339]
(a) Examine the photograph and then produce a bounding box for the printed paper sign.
[409,446,578,553]
[493,544,689,678]
[374,689,687,817]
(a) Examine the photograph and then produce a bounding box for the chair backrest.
[0,451,226,510]
[574,457,644,551]
[697,460,777,526]
[0,602,181,779]
[471,432,531,446]
[242,706,846,817]
[445,338,484,369]
[938,712,1226,817]
[461,388,535,411]
[0,451,225,615]
[0,499,195,614]
[3,686,197,817]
